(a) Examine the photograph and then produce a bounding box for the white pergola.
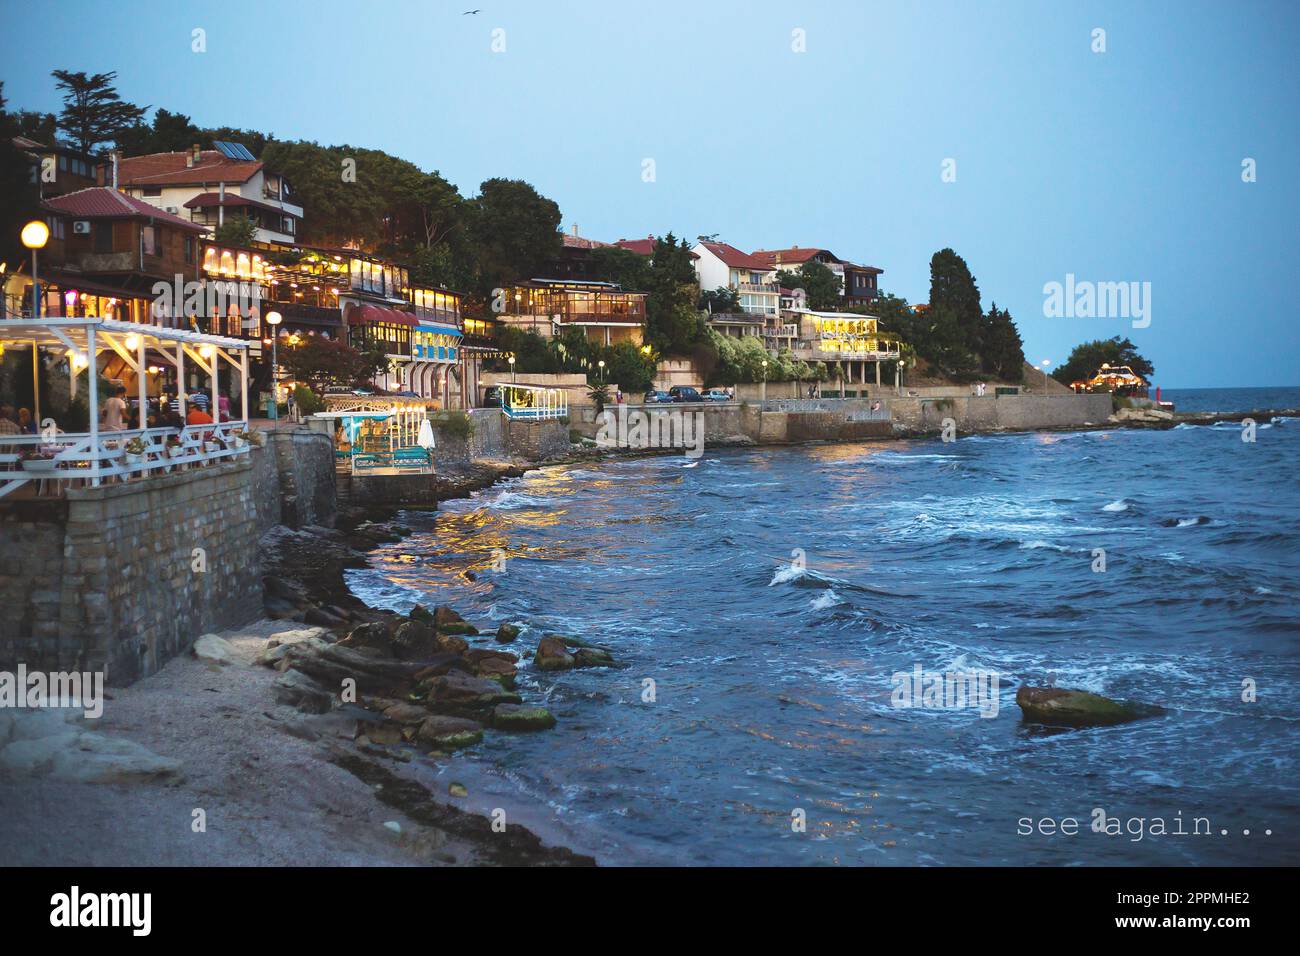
[0,317,252,498]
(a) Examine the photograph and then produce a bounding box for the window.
[94,223,113,253]
[142,226,160,256]
[184,236,195,264]
[143,185,162,197]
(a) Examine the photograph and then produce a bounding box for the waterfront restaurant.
[408,285,464,408]
[780,308,901,392]
[0,316,252,499]
[497,279,646,347]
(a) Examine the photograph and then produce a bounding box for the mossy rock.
[409,604,436,625]
[549,633,597,649]
[495,623,521,644]
[1015,686,1162,728]
[491,704,557,731]
[439,621,480,636]
[573,647,615,668]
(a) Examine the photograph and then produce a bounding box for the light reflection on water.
[348,421,1300,866]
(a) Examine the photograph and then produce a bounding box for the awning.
[415,322,463,337]
[346,304,416,327]
[184,192,286,215]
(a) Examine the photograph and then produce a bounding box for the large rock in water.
[495,623,521,644]
[416,715,483,750]
[533,637,575,672]
[1015,686,1159,728]
[491,704,556,731]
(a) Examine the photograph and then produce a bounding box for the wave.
[1102,499,1130,512]
[809,589,842,611]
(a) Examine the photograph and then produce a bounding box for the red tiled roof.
[43,187,207,232]
[561,233,611,250]
[697,240,769,270]
[118,150,262,186]
[750,247,840,269]
[615,237,699,259]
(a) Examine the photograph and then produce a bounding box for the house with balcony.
[841,262,883,306]
[497,279,646,347]
[691,241,780,320]
[750,245,883,307]
[13,187,208,324]
[118,143,303,244]
[13,136,98,198]
[779,308,900,393]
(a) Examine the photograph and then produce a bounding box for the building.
[497,279,646,347]
[118,143,303,244]
[751,245,883,306]
[690,241,780,319]
[777,308,900,391]
[548,225,613,280]
[841,261,883,306]
[13,136,98,198]
[4,187,207,324]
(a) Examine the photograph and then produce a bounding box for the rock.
[264,597,300,619]
[364,722,404,746]
[391,620,439,660]
[551,634,597,649]
[465,648,518,666]
[1015,686,1160,728]
[412,654,473,680]
[495,623,521,644]
[273,669,335,714]
[433,605,468,627]
[304,606,345,628]
[409,604,436,625]
[381,702,431,725]
[257,635,330,667]
[193,634,235,666]
[337,621,393,655]
[284,642,429,695]
[573,647,615,668]
[491,704,557,731]
[0,710,181,783]
[533,636,575,672]
[424,671,521,712]
[433,632,470,655]
[449,782,468,798]
[383,821,402,834]
[439,621,479,636]
[416,715,484,750]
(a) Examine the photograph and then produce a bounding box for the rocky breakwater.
[260,604,620,757]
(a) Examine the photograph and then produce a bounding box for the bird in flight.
[463,8,480,13]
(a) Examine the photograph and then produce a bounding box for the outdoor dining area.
[0,316,253,499]
[319,393,435,474]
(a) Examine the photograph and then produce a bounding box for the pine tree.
[51,70,147,155]
[928,249,983,356]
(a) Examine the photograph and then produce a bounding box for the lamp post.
[266,311,282,420]
[761,359,768,405]
[508,354,516,384]
[597,359,606,385]
[21,220,49,319]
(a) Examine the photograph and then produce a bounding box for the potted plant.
[245,429,266,447]
[123,436,147,468]
[231,429,248,449]
[165,435,185,459]
[204,435,225,454]
[20,447,58,473]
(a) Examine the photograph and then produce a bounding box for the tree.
[643,233,702,354]
[212,215,258,247]
[928,248,983,355]
[1052,337,1154,386]
[116,108,201,155]
[0,83,43,269]
[51,70,147,154]
[775,261,841,311]
[918,303,979,378]
[981,302,1026,381]
[465,178,562,296]
[280,335,381,393]
[587,246,651,292]
[699,286,741,314]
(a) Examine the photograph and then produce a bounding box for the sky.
[1,0,1296,387]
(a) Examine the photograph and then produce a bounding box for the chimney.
[109,149,120,189]
[571,224,579,237]
[188,143,200,168]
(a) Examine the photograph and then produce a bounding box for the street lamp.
[598,359,606,385]
[508,354,516,383]
[761,359,768,404]
[21,220,49,319]
[266,311,282,420]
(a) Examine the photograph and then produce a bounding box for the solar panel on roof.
[213,141,238,159]
[234,143,256,160]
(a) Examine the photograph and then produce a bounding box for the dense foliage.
[1052,337,1155,386]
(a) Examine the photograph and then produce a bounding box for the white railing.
[0,420,253,498]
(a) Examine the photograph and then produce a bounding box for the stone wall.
[264,430,337,529]
[0,459,264,684]
[888,393,1112,432]
[504,419,571,460]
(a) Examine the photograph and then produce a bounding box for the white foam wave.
[1102,499,1129,512]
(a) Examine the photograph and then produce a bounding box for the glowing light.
[124,334,140,351]
[21,220,50,250]
[200,345,215,358]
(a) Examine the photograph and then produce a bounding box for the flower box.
[22,458,58,473]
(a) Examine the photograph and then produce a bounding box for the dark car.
[669,386,703,403]
[482,385,503,408]
[643,390,672,404]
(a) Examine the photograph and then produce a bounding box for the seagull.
[463,8,480,13]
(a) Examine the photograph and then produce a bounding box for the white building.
[117,143,304,244]
[690,240,780,318]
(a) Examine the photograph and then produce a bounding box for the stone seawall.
[888,393,1112,432]
[0,459,263,684]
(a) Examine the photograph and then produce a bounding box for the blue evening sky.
[2,0,1296,387]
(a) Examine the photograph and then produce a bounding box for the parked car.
[643,390,672,404]
[669,386,703,403]
[702,389,732,402]
[482,386,503,408]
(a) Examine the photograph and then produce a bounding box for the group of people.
[97,388,232,432]
[0,405,37,436]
